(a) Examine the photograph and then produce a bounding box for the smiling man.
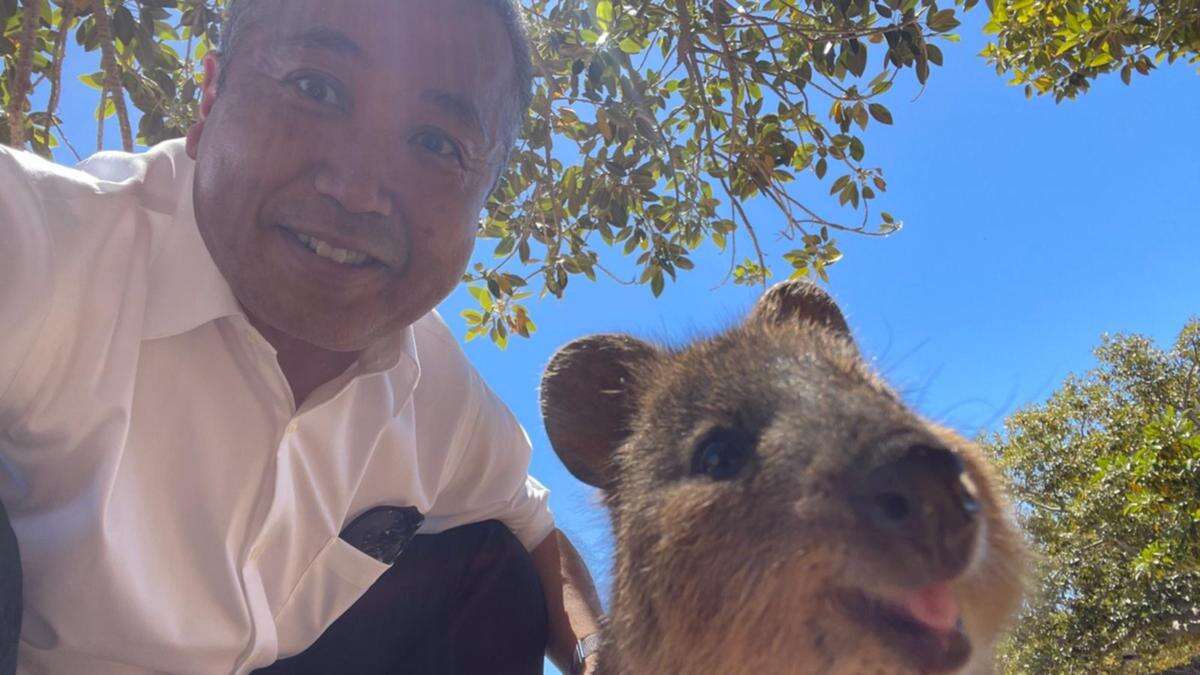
[0,1,602,674]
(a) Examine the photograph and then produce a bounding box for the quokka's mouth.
[834,585,972,674]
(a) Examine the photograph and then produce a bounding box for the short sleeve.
[0,148,56,417]
[423,370,556,552]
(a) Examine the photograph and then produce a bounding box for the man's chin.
[293,328,379,354]
[242,301,404,355]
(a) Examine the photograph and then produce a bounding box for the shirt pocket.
[272,536,390,658]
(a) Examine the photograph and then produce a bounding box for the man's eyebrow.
[421,89,485,138]
[281,26,365,60]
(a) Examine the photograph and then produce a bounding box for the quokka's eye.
[691,429,754,481]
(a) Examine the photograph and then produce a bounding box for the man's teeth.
[294,232,371,266]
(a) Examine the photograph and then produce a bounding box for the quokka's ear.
[751,280,852,337]
[540,334,660,491]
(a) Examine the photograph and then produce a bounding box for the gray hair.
[216,0,534,146]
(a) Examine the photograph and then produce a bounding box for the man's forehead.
[250,0,516,140]
[280,25,365,62]
[258,0,511,70]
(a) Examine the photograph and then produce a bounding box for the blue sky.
[41,5,1198,671]
[453,9,1200,609]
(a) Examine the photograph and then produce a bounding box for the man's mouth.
[835,583,972,673]
[279,227,384,268]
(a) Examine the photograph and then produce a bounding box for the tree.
[980,0,1200,101]
[3,1,1193,347]
[986,319,1200,673]
[1,0,975,345]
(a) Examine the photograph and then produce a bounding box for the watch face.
[339,506,426,565]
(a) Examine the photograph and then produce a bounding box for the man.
[0,0,603,673]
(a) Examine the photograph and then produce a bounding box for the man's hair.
[216,0,534,147]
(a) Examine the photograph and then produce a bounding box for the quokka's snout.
[850,443,983,586]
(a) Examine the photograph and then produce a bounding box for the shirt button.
[285,420,299,435]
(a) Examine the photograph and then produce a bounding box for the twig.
[52,122,83,162]
[43,3,78,150]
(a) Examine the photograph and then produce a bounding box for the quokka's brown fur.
[541,281,1026,675]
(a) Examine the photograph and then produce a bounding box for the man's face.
[189,0,515,351]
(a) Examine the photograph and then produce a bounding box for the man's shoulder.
[0,145,102,203]
[0,139,191,215]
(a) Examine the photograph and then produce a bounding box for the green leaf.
[95,96,116,121]
[619,37,643,54]
[868,103,893,125]
[651,272,664,297]
[468,285,494,311]
[596,0,613,30]
[79,71,105,91]
[927,9,960,32]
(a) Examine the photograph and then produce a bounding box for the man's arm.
[0,147,55,420]
[531,528,604,675]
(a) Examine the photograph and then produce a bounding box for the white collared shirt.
[0,140,554,674]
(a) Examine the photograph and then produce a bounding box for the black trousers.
[254,520,548,675]
[0,515,546,675]
[0,503,19,675]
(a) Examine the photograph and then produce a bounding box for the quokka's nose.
[852,445,981,579]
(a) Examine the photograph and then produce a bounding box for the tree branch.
[5,0,42,149]
[92,0,134,151]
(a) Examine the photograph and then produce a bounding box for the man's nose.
[313,150,394,217]
[850,445,982,582]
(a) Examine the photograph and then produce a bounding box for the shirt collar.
[357,321,418,377]
[142,144,243,341]
[334,319,422,418]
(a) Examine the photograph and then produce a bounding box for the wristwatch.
[570,633,602,674]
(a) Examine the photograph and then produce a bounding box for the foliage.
[980,0,1200,101]
[987,319,1200,673]
[3,2,1197,346]
[1,0,977,345]
[468,0,973,344]
[0,0,218,155]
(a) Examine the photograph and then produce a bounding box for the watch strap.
[571,632,602,674]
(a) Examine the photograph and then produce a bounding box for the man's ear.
[186,53,223,160]
[750,280,852,337]
[540,335,659,491]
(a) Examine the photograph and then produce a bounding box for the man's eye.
[291,74,344,108]
[413,131,462,161]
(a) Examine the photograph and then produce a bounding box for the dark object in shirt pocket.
[339,506,425,565]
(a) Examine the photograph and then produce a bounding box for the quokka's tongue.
[898,581,960,633]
